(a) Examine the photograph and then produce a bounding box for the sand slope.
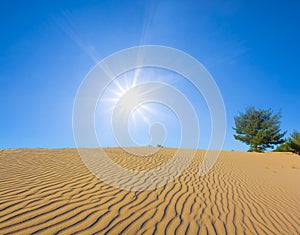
[0,148,299,234]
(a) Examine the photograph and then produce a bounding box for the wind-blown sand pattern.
[0,148,299,234]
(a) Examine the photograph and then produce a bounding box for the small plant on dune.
[233,107,286,152]
[275,130,300,155]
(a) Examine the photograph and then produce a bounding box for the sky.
[0,0,299,151]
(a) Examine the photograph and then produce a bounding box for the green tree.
[275,130,300,155]
[275,141,293,152]
[233,107,286,152]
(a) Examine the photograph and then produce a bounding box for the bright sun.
[95,67,182,148]
[101,69,153,126]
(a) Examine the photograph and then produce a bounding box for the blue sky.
[0,0,299,151]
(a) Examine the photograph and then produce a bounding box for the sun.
[95,67,183,148]
[100,69,153,125]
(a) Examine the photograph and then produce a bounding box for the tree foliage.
[233,107,286,152]
[275,130,300,155]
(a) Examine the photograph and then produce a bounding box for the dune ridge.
[0,148,299,234]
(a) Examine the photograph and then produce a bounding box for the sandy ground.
[0,148,299,234]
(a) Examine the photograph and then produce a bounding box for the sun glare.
[95,67,183,148]
[100,69,153,126]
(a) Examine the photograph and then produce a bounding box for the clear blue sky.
[1,0,299,151]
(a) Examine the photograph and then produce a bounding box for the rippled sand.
[0,148,299,234]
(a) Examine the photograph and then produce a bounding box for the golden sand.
[0,148,299,234]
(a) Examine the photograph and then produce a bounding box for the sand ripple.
[0,148,299,234]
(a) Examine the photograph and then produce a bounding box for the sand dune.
[0,148,299,234]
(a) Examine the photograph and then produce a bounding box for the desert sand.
[0,148,299,234]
